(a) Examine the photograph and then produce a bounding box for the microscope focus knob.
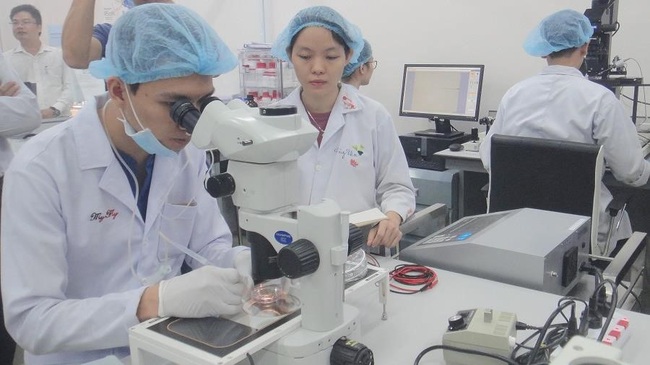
[278,239,320,279]
[348,224,365,255]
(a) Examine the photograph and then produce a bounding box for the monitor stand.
[414,118,464,138]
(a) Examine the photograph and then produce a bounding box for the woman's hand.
[367,211,403,248]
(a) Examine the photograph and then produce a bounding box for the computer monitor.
[399,64,484,137]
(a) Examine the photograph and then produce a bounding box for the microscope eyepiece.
[170,99,200,134]
[170,96,221,134]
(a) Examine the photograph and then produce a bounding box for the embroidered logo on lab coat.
[90,209,119,222]
[334,144,365,168]
[342,95,356,110]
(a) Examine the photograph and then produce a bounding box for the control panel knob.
[448,314,465,331]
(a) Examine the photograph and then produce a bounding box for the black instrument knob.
[330,337,374,365]
[448,314,465,331]
[348,224,364,255]
[278,239,320,279]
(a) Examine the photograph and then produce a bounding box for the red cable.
[389,264,438,294]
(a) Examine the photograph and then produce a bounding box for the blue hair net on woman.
[271,6,364,64]
[343,39,373,78]
[89,3,237,84]
[523,9,594,57]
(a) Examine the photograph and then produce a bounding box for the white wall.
[2,0,648,134]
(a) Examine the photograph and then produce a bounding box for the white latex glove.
[234,250,254,290]
[158,266,244,318]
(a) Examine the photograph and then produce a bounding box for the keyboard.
[407,157,446,171]
[414,129,464,138]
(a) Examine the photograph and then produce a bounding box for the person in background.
[62,0,173,69]
[479,9,650,256]
[0,51,41,365]
[5,4,78,119]
[341,39,376,89]
[271,6,415,248]
[2,4,251,364]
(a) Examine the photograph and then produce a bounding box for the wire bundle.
[413,265,620,365]
[389,264,438,294]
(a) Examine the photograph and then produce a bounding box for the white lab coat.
[281,84,416,220]
[0,53,41,174]
[4,45,78,116]
[480,65,650,247]
[1,95,245,365]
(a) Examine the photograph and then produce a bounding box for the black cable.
[366,253,381,267]
[511,321,571,364]
[413,344,518,365]
[246,352,255,365]
[593,279,618,341]
[612,21,621,36]
[621,93,650,106]
[526,301,575,365]
[619,281,643,311]
[558,297,588,334]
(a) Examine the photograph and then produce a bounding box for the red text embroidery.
[90,209,119,223]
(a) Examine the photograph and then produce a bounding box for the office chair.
[487,134,604,255]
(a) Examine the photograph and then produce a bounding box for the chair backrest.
[487,134,604,254]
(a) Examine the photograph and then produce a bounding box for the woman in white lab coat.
[272,6,416,248]
[1,5,250,364]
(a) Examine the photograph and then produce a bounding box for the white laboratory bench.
[124,255,650,365]
[346,256,650,365]
[434,141,486,173]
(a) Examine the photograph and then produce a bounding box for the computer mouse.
[449,143,464,152]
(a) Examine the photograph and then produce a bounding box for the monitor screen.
[399,64,485,122]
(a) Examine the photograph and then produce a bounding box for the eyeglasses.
[10,20,37,26]
[366,60,378,70]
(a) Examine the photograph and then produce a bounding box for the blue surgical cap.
[271,6,364,64]
[523,9,594,57]
[89,3,237,84]
[343,39,373,78]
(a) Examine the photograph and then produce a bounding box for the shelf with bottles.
[238,43,299,106]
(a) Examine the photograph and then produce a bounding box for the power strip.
[586,314,631,349]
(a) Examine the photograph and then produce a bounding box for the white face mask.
[117,86,177,157]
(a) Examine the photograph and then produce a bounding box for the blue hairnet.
[89,3,237,84]
[343,39,373,78]
[523,9,594,57]
[271,6,364,64]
